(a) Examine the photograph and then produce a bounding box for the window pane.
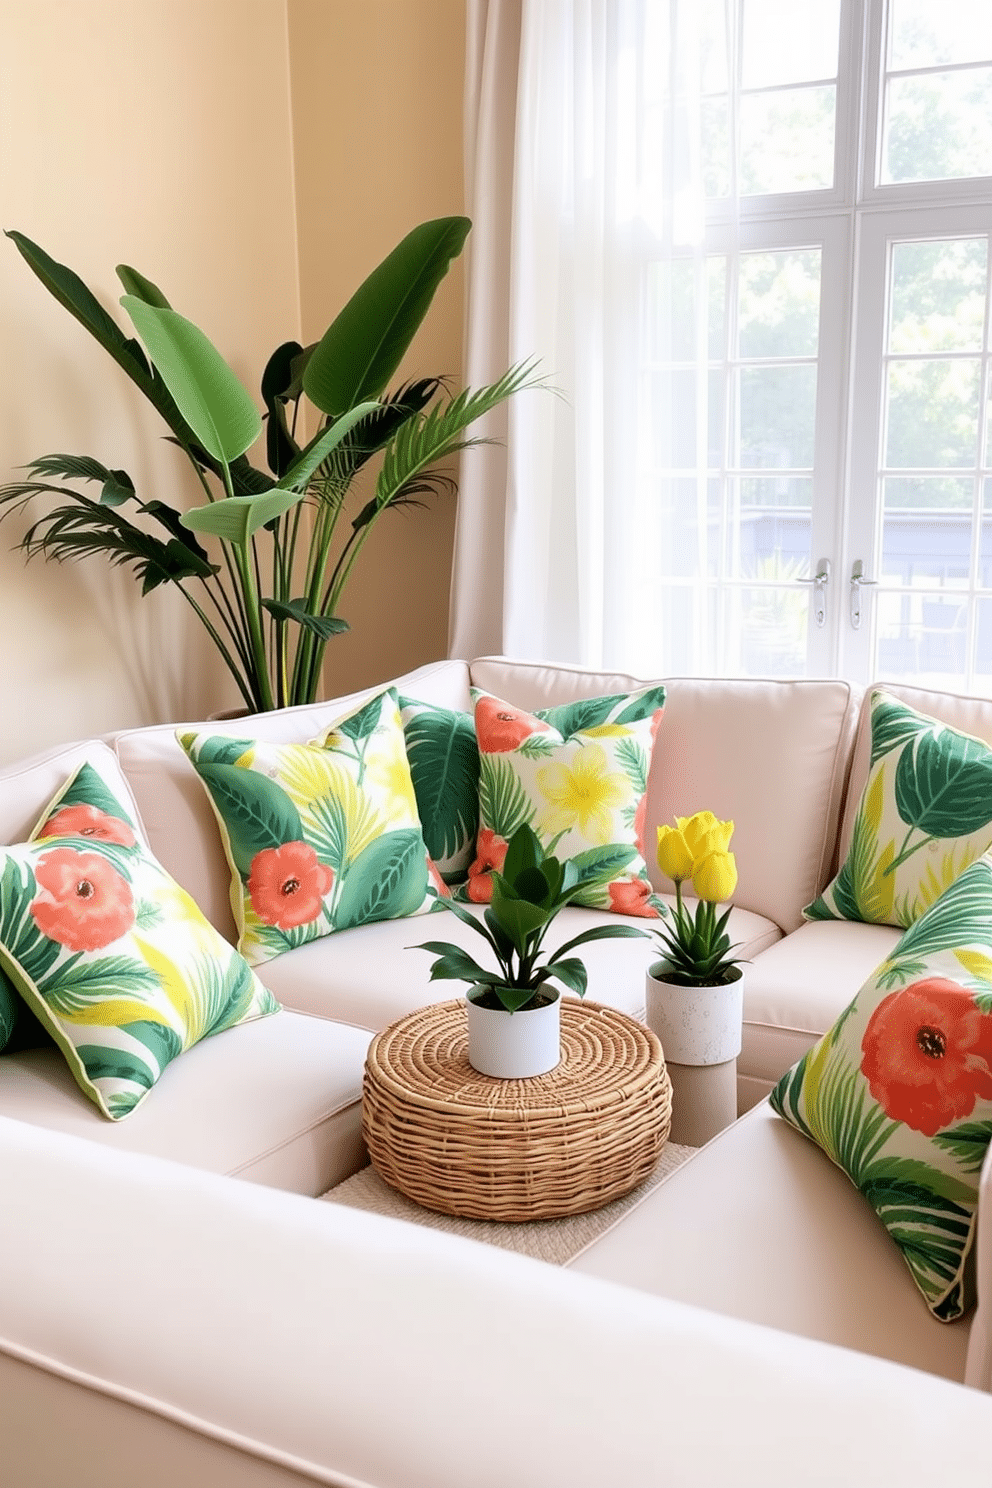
[643,371,725,468]
[976,599,992,686]
[981,480,992,586]
[881,510,972,589]
[890,0,992,71]
[739,365,817,468]
[883,475,974,508]
[738,251,821,358]
[644,258,727,361]
[701,98,731,199]
[655,588,697,673]
[644,261,697,362]
[737,585,810,675]
[884,360,981,467]
[740,87,836,193]
[888,240,988,354]
[742,475,814,511]
[740,505,811,579]
[883,68,992,183]
[651,478,716,579]
[742,0,841,89]
[874,591,969,682]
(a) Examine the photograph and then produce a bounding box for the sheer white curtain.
[450,0,737,674]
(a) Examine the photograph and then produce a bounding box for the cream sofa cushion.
[0,1009,368,1194]
[471,660,858,934]
[114,660,473,940]
[570,1099,972,1384]
[256,899,780,1031]
[0,738,146,848]
[739,918,902,1108]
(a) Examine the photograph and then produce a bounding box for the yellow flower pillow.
[180,688,443,966]
[805,690,992,928]
[460,685,667,915]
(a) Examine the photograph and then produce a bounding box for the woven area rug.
[320,1141,696,1266]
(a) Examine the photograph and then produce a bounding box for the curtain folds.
[452,1,733,673]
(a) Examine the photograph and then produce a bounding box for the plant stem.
[175,584,256,710]
[234,545,274,712]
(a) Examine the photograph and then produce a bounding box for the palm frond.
[314,377,447,496]
[375,360,546,509]
[12,489,216,593]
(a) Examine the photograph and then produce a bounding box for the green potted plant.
[648,810,746,1143]
[0,218,538,712]
[414,824,647,1077]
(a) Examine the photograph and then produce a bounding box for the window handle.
[798,558,831,628]
[850,560,877,630]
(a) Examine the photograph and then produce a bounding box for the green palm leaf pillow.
[773,853,992,1321]
[180,688,442,967]
[398,695,480,886]
[805,690,992,928]
[459,684,667,915]
[0,761,278,1119]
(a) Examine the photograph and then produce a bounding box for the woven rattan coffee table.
[362,998,672,1222]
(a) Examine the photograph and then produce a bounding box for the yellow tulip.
[656,823,693,881]
[692,848,738,904]
[677,811,734,864]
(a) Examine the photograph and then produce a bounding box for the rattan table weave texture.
[362,999,672,1222]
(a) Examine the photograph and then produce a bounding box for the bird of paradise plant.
[0,218,539,712]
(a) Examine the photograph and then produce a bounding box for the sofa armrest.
[1,1116,990,1486]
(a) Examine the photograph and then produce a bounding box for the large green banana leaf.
[121,297,262,467]
[302,216,470,416]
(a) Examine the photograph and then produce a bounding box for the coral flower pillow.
[772,853,992,1321]
[181,688,442,966]
[463,685,667,915]
[0,761,278,1119]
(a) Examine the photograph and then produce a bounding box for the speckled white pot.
[465,987,561,1078]
[644,963,744,1066]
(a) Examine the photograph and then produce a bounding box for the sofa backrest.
[113,660,472,941]
[837,680,992,865]
[0,738,147,848]
[469,658,860,933]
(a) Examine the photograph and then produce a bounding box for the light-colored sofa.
[3,656,992,1486]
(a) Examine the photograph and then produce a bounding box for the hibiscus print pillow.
[460,685,667,916]
[0,761,278,1119]
[805,690,992,929]
[180,688,443,967]
[772,853,992,1320]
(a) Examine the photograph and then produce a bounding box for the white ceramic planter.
[465,986,561,1078]
[644,962,744,1066]
[644,963,744,1147]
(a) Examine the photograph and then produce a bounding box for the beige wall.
[0,0,466,766]
[286,0,466,699]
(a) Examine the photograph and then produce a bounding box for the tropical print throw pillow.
[460,685,667,915]
[181,688,442,967]
[773,853,992,1321]
[805,690,992,929]
[0,761,278,1119]
[398,695,480,886]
